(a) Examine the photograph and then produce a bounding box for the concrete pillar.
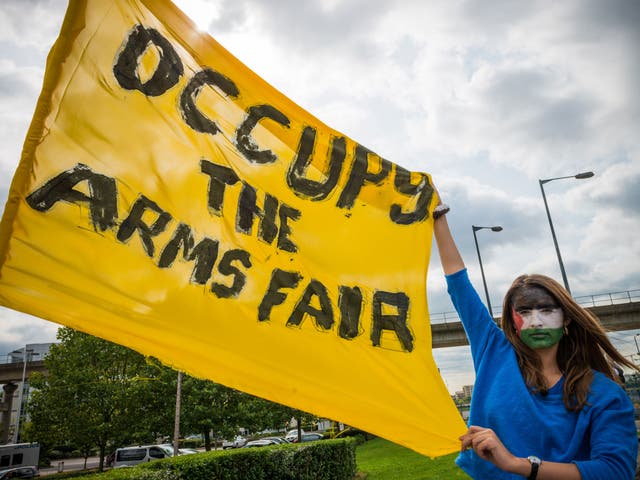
[1,382,18,444]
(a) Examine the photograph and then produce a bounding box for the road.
[39,456,101,476]
[38,448,215,476]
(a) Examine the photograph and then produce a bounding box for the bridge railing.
[574,289,640,307]
[430,288,640,325]
[0,354,43,365]
[0,354,21,365]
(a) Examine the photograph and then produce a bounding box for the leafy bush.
[97,470,181,480]
[72,439,355,480]
[44,469,102,479]
[334,428,374,445]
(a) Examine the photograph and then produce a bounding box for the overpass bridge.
[0,292,638,378]
[0,359,47,384]
[431,290,640,348]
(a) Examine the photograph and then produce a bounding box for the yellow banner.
[0,0,466,456]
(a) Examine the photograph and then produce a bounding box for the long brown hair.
[501,274,638,411]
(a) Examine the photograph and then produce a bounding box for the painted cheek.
[512,307,525,336]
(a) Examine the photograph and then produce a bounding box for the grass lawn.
[356,438,471,480]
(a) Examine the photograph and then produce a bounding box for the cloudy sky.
[0,0,638,393]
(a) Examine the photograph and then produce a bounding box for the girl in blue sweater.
[432,198,638,479]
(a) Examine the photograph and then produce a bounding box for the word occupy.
[112,24,435,226]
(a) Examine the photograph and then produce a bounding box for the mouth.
[529,333,549,340]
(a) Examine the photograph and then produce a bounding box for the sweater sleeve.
[574,377,638,480]
[445,268,504,369]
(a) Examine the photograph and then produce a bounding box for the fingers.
[459,425,490,443]
[459,432,473,451]
[472,433,499,461]
[459,426,515,469]
[466,425,487,434]
[427,177,442,205]
[459,426,497,455]
[459,426,482,452]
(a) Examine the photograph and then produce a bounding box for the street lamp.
[539,171,594,295]
[14,347,39,443]
[472,225,503,318]
[173,371,183,456]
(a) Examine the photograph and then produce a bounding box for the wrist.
[507,456,533,477]
[433,203,450,220]
[526,456,542,479]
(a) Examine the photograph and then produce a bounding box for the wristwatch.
[527,456,541,480]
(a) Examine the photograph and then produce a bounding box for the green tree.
[126,357,179,443]
[181,376,245,450]
[240,396,297,434]
[179,376,318,448]
[26,328,175,470]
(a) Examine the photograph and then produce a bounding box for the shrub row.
[65,438,356,480]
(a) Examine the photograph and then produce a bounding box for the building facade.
[1,343,53,443]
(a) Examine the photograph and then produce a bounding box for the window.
[159,445,174,457]
[12,454,23,466]
[0,455,9,467]
[148,447,166,459]
[116,448,146,461]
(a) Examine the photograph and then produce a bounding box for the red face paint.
[512,306,525,336]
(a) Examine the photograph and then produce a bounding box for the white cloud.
[0,307,59,353]
[0,0,67,52]
[0,0,637,392]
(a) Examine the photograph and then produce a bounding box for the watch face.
[528,455,541,465]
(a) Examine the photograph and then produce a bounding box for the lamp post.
[539,171,594,295]
[173,371,182,456]
[472,225,503,318]
[14,347,39,443]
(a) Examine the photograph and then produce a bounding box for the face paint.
[511,286,565,349]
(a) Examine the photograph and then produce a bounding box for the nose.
[529,311,544,328]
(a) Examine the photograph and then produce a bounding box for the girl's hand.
[459,426,522,473]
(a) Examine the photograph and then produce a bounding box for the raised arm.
[433,202,465,275]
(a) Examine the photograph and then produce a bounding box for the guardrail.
[574,289,640,307]
[0,355,43,365]
[430,288,640,325]
[1,355,18,365]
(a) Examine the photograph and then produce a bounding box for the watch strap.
[527,456,541,480]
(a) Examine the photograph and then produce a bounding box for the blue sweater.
[447,269,637,480]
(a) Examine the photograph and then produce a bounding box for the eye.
[540,306,559,314]
[515,308,532,315]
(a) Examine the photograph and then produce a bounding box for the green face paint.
[520,327,563,349]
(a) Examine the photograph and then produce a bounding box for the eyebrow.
[515,302,559,310]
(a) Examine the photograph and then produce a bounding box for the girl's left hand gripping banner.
[0,0,466,456]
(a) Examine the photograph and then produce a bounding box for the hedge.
[65,438,356,480]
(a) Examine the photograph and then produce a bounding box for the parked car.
[242,439,279,448]
[178,448,199,455]
[261,436,288,444]
[113,444,173,468]
[0,466,40,479]
[284,429,305,442]
[222,435,247,449]
[291,432,323,443]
